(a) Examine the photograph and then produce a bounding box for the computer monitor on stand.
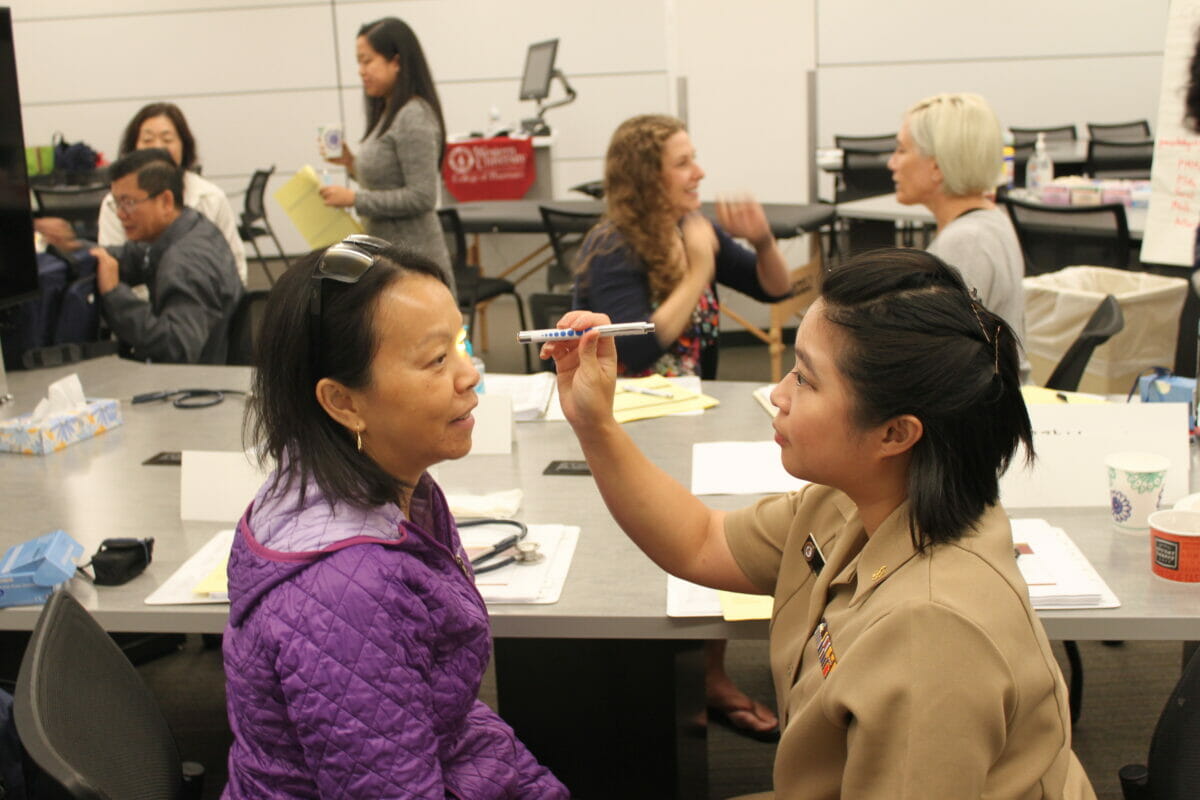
[0,7,42,403]
[519,39,576,136]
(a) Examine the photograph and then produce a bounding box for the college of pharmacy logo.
[447,146,476,175]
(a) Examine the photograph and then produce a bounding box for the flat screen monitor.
[0,7,37,312]
[519,39,558,102]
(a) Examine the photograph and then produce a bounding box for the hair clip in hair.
[967,290,1001,376]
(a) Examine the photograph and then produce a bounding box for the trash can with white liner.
[1023,266,1188,394]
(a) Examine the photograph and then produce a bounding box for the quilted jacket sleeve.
[272,550,450,799]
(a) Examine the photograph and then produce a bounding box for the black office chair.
[32,183,111,243]
[833,133,896,153]
[1041,294,1124,727]
[835,147,898,256]
[438,207,531,373]
[538,206,601,292]
[1009,124,1078,146]
[237,166,290,286]
[1004,196,1131,275]
[528,293,574,372]
[1044,294,1125,393]
[569,180,604,199]
[1088,120,1152,142]
[1087,138,1155,180]
[226,289,270,366]
[14,590,204,800]
[1119,646,1200,799]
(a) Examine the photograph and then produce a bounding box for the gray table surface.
[453,199,835,239]
[835,191,1147,240]
[1,358,1196,641]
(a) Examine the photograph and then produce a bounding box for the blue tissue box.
[0,398,122,455]
[1138,374,1196,428]
[0,530,84,607]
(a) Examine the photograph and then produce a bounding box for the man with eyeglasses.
[88,148,242,363]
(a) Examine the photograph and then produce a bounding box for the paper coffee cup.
[1149,509,1200,583]
[1105,451,1169,534]
[319,124,343,158]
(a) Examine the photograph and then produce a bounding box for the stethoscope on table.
[456,518,542,574]
[131,388,247,409]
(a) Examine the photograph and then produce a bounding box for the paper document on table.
[753,384,778,417]
[719,590,773,621]
[1000,403,1189,508]
[666,575,722,617]
[273,165,363,249]
[1011,519,1119,609]
[691,441,807,495]
[614,375,716,423]
[485,373,556,421]
[144,529,234,605]
[461,523,579,604]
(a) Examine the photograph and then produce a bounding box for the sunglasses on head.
[309,234,391,377]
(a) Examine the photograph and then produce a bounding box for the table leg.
[494,638,706,799]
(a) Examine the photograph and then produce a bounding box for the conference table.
[817,139,1090,174]
[2,357,1198,797]
[835,190,1148,240]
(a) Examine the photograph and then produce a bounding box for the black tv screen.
[0,6,38,312]
[519,39,558,102]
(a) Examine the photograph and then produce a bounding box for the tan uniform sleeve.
[724,485,814,595]
[823,601,1014,799]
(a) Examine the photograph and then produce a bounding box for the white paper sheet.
[691,441,807,495]
[468,393,513,455]
[999,403,1189,508]
[666,575,722,617]
[461,523,579,604]
[145,529,234,605]
[180,450,268,523]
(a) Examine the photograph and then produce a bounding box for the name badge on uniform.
[814,619,838,677]
[802,533,826,576]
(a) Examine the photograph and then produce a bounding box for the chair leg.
[246,238,275,287]
[512,293,532,373]
[1064,640,1083,725]
[265,223,291,269]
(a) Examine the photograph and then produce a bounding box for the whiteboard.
[1141,0,1200,266]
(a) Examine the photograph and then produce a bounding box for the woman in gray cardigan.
[321,17,454,294]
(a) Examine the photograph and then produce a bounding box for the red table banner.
[442,137,536,202]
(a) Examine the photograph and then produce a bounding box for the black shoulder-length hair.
[247,243,448,509]
[358,17,446,167]
[819,248,1034,551]
[117,102,198,171]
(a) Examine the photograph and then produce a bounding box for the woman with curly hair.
[572,113,793,741]
[573,114,792,379]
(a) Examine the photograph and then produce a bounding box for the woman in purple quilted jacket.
[221,235,568,799]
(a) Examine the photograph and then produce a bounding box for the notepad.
[1012,519,1120,610]
[273,165,363,249]
[613,375,718,423]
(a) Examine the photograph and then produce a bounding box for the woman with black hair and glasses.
[319,17,453,293]
[545,248,1097,799]
[220,237,566,799]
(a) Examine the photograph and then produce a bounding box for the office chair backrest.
[1087,120,1152,142]
[437,207,476,310]
[529,293,574,371]
[227,289,270,366]
[1010,124,1078,146]
[538,206,601,292]
[1004,196,1130,275]
[1087,139,1154,180]
[1120,646,1200,800]
[1044,294,1124,392]
[836,148,894,203]
[14,590,186,799]
[243,166,275,223]
[833,133,896,152]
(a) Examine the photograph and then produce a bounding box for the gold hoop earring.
[356,428,364,452]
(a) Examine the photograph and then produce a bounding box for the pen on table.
[618,383,674,398]
[516,322,656,344]
[1056,392,1069,403]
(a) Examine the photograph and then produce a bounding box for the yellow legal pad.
[612,375,719,423]
[719,590,773,621]
[1019,386,1108,405]
[273,164,363,249]
[193,555,229,601]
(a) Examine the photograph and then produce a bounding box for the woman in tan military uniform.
[545,248,1096,799]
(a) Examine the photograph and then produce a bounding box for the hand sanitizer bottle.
[1026,132,1055,195]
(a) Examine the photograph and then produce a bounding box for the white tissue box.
[0,398,122,455]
